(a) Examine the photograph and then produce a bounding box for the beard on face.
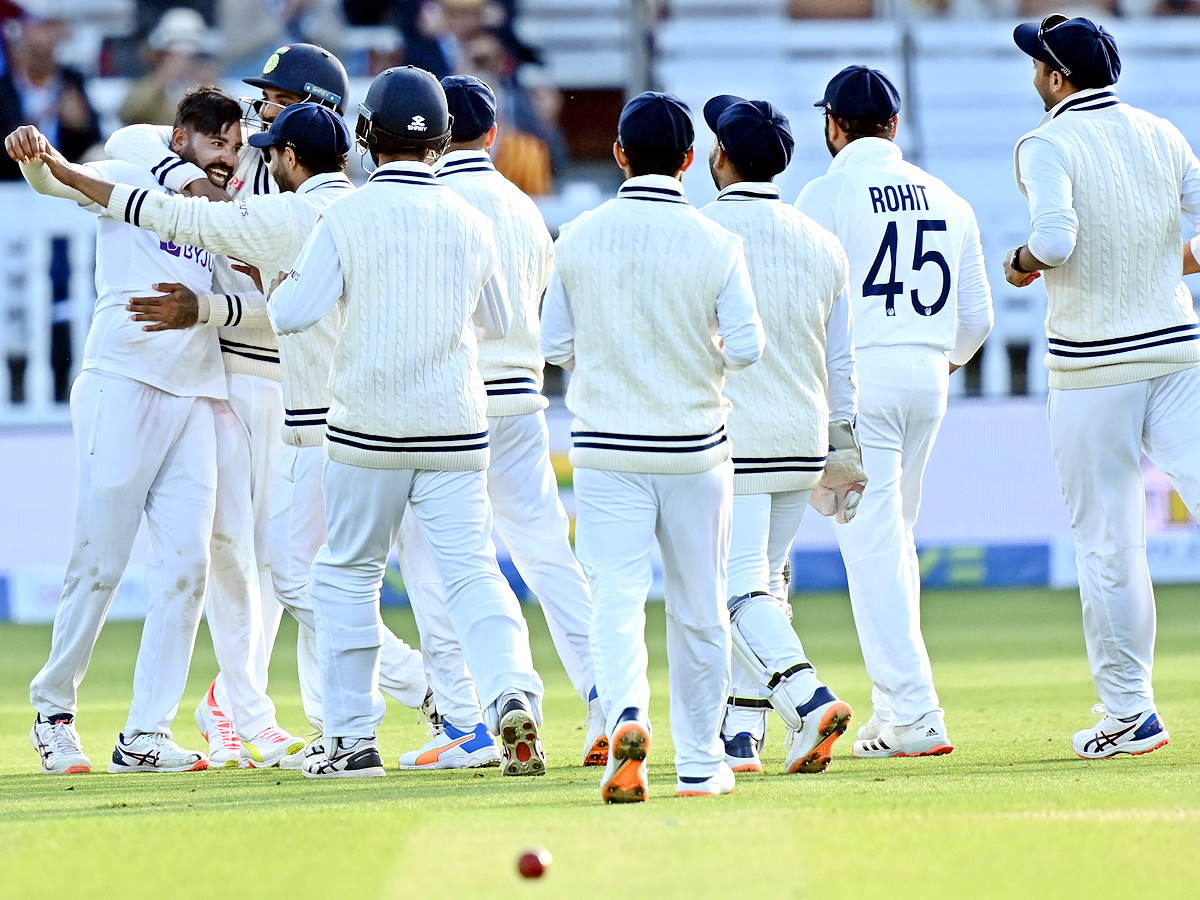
[204,160,234,188]
[824,116,837,158]
[268,150,297,192]
[708,142,721,189]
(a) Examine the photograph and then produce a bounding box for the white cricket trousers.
[312,460,542,740]
[835,346,948,727]
[1047,366,1200,717]
[270,443,427,726]
[403,410,594,726]
[30,370,218,736]
[574,463,733,779]
[207,372,281,737]
[724,490,819,736]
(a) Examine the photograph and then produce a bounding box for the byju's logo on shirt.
[159,240,214,273]
[408,115,427,133]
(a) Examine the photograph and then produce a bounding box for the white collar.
[1038,86,1120,127]
[434,149,494,174]
[716,182,781,201]
[827,137,902,174]
[369,160,437,182]
[297,171,354,195]
[617,174,688,203]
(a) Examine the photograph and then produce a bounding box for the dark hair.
[290,146,349,176]
[369,130,450,161]
[174,85,243,136]
[725,155,778,184]
[622,144,689,178]
[830,113,894,143]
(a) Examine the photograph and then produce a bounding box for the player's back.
[796,137,978,355]
[86,160,225,399]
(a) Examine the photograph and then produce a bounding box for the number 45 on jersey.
[864,219,950,317]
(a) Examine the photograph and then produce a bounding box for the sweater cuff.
[152,155,206,193]
[196,294,213,325]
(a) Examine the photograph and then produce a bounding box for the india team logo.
[263,46,290,74]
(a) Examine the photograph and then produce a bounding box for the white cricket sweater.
[1014,91,1200,389]
[701,183,850,494]
[551,175,752,474]
[318,163,500,470]
[106,124,281,382]
[435,151,554,417]
[107,172,356,445]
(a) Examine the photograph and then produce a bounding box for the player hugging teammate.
[9,8,1198,792]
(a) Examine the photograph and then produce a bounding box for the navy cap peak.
[1013,15,1120,89]
[704,94,793,179]
[815,65,901,121]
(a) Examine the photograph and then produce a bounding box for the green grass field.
[2,587,1198,899]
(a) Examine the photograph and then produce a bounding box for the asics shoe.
[31,713,91,774]
[676,762,736,798]
[108,732,209,773]
[601,708,650,804]
[1073,708,1169,759]
[722,732,763,773]
[856,712,888,742]
[195,682,242,768]
[302,736,385,778]
[399,720,501,769]
[853,710,953,758]
[583,695,608,767]
[498,694,545,777]
[243,726,306,768]
[784,686,853,774]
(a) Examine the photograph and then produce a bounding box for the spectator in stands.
[397,0,499,78]
[216,0,344,77]
[120,8,220,127]
[0,2,101,406]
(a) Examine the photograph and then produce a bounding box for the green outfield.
[1,587,1198,899]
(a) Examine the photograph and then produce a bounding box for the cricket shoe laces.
[1072,707,1169,759]
[31,715,91,774]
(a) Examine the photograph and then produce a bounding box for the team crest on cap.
[408,115,427,132]
[263,46,291,74]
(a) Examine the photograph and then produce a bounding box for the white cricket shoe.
[676,762,736,798]
[108,732,209,772]
[399,720,501,769]
[856,712,888,742]
[302,736,386,778]
[195,682,242,768]
[583,695,608,767]
[853,710,953,759]
[784,686,853,774]
[1073,708,1169,759]
[31,714,91,774]
[497,694,545,777]
[243,726,306,768]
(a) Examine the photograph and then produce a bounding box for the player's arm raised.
[106,123,226,200]
[5,126,98,209]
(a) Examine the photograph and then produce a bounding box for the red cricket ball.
[517,847,552,879]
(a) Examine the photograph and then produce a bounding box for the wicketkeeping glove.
[808,420,868,524]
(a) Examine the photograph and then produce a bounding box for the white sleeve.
[824,285,857,423]
[267,219,343,335]
[198,289,269,328]
[715,249,765,370]
[473,270,512,340]
[1017,136,1077,267]
[539,269,575,371]
[105,123,207,192]
[19,159,101,211]
[949,208,995,366]
[1191,234,1200,261]
[1180,141,1200,232]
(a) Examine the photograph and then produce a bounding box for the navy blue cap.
[248,101,352,158]
[815,66,901,120]
[704,94,793,178]
[441,74,497,142]
[1013,16,1120,89]
[618,91,694,156]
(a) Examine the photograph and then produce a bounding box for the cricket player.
[1007,15,1200,758]
[542,92,765,803]
[12,88,244,774]
[396,75,604,772]
[104,44,354,764]
[699,95,861,775]
[42,103,431,766]
[269,66,545,779]
[796,66,993,758]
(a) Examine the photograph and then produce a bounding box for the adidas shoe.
[853,710,953,758]
[497,694,545,777]
[108,732,209,772]
[784,686,853,774]
[399,720,501,769]
[583,694,608,767]
[1073,708,1169,759]
[676,762,736,798]
[31,713,91,774]
[722,732,763,774]
[243,726,306,768]
[195,682,242,768]
[302,736,386,778]
[856,712,888,742]
[601,708,650,804]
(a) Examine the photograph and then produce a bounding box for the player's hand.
[948,362,961,374]
[232,262,263,292]
[1004,249,1041,288]
[5,125,48,163]
[127,283,199,331]
[183,177,231,202]
[37,142,77,185]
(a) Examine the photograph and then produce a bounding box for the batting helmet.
[355,66,453,161]
[243,43,350,114]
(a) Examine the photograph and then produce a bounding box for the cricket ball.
[517,847,552,879]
